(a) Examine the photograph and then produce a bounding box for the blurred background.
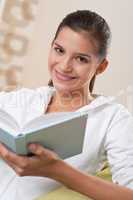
[0,0,133,112]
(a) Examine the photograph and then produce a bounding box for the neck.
[53,87,94,111]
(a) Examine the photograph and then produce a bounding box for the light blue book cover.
[0,110,88,159]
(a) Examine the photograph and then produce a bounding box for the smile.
[55,70,76,81]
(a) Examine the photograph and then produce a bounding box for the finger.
[0,143,28,168]
[6,161,26,176]
[28,143,47,156]
[4,159,18,173]
[28,143,56,159]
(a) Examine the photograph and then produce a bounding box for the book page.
[0,108,19,135]
[0,121,18,136]
[22,112,79,134]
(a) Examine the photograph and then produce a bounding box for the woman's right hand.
[0,142,62,178]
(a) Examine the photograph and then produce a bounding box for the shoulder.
[0,86,55,107]
[88,94,133,128]
[106,99,133,128]
[0,87,32,105]
[80,93,132,118]
[35,86,55,99]
[104,95,133,129]
[96,94,132,116]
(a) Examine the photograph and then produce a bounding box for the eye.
[54,47,64,55]
[76,56,89,64]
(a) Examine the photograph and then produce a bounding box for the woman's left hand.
[0,142,61,177]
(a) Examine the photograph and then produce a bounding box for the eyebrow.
[54,42,92,59]
[54,42,64,49]
[77,53,91,59]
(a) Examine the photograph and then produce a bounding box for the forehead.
[54,27,97,55]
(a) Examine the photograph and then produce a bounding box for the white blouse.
[0,86,133,200]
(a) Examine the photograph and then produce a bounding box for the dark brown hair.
[48,10,111,93]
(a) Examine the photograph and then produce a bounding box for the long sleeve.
[105,104,133,189]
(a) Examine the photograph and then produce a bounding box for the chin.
[52,76,76,92]
[53,82,83,94]
[53,82,72,92]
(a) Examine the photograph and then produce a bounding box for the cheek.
[76,66,96,86]
[48,51,60,73]
[77,66,94,80]
[48,53,56,73]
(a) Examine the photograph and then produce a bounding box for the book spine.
[0,128,16,151]
[14,134,27,155]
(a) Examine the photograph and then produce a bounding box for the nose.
[59,57,73,72]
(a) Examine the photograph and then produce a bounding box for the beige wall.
[0,0,133,112]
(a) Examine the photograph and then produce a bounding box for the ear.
[95,59,108,75]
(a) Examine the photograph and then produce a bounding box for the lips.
[55,70,76,81]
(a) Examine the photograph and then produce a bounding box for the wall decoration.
[0,0,38,91]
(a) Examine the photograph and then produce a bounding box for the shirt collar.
[46,86,115,113]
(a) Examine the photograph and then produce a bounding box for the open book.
[0,108,88,159]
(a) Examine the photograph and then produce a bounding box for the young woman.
[0,10,133,200]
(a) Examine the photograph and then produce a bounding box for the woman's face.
[48,27,106,92]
